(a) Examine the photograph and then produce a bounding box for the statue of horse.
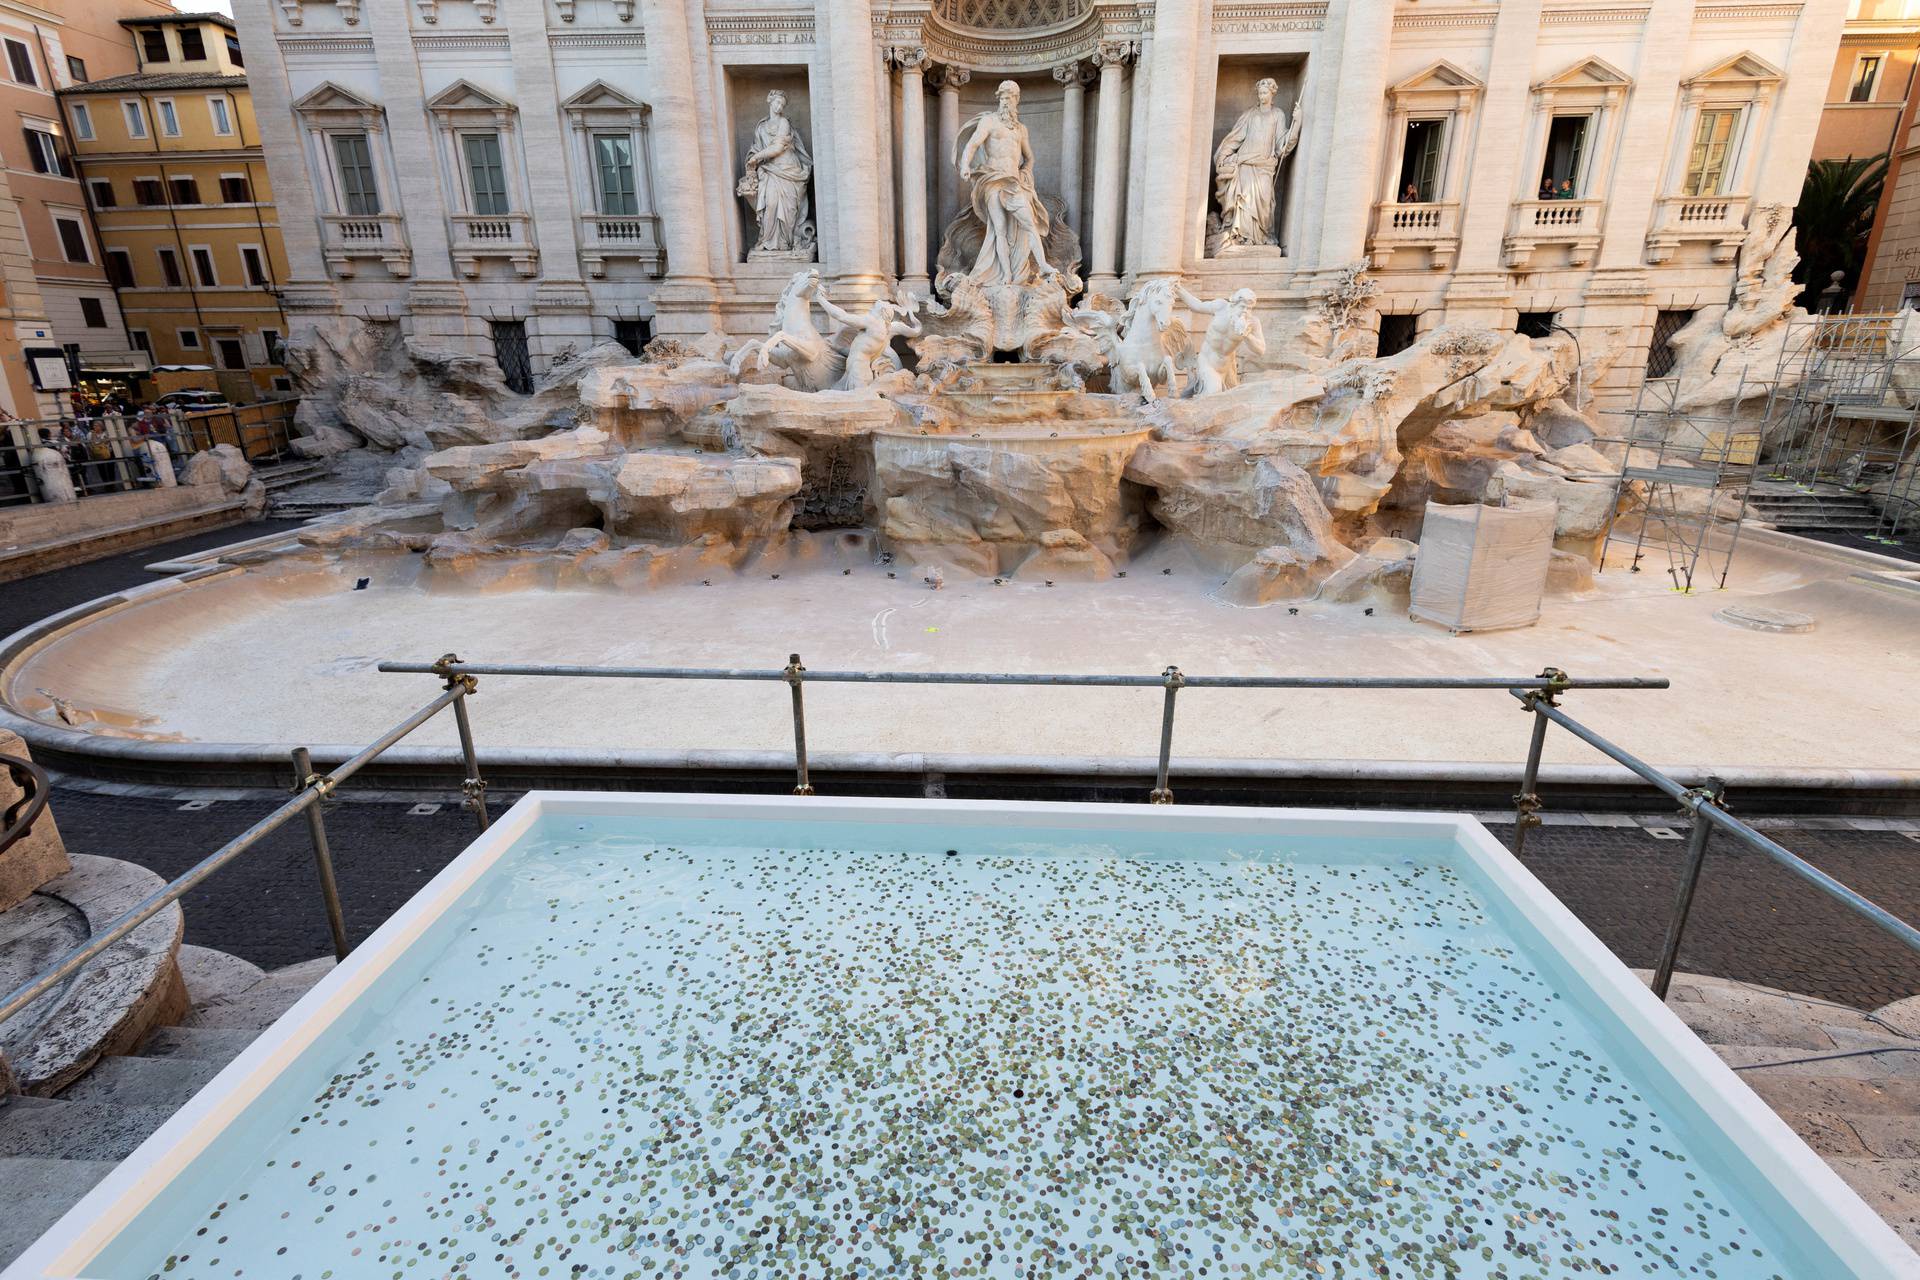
[729,268,844,391]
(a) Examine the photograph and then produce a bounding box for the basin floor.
[8,534,1917,772]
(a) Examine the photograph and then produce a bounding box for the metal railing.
[0,401,296,509]
[0,657,487,1038]
[0,751,48,858]
[4,656,1918,1049]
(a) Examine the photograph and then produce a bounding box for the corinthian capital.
[891,45,930,73]
[1052,61,1084,85]
[932,64,971,91]
[1093,40,1136,68]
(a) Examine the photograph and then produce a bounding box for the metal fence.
[3,657,1918,1045]
[0,401,296,509]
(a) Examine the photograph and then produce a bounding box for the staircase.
[1747,482,1885,534]
[0,945,334,1266]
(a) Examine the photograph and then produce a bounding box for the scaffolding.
[1759,312,1920,546]
[1599,372,1763,593]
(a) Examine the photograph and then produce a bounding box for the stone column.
[823,0,886,295]
[894,48,931,292]
[638,0,718,330]
[1312,0,1394,273]
[934,66,969,235]
[364,0,455,287]
[1055,61,1086,234]
[1449,0,1541,282]
[1123,38,1151,275]
[1753,1,1847,209]
[1135,2,1199,279]
[1088,42,1129,292]
[228,0,328,288]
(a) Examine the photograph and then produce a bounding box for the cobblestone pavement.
[0,518,306,640]
[40,785,1920,1010]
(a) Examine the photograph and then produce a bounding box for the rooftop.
[119,12,237,30]
[58,70,246,95]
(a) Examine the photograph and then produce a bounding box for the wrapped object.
[1409,499,1555,632]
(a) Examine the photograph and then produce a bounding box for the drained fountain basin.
[7,796,1912,1278]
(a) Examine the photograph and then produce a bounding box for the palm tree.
[1794,153,1889,309]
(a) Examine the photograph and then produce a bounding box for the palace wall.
[234,0,1844,414]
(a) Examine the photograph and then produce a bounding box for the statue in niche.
[955,80,1059,286]
[1178,285,1265,396]
[815,292,923,391]
[1209,77,1303,254]
[729,268,843,390]
[738,88,815,259]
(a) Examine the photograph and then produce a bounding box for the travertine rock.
[597,452,803,543]
[579,360,738,446]
[183,443,253,494]
[1126,440,1353,579]
[0,729,66,913]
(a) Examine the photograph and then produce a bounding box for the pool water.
[93,816,1813,1278]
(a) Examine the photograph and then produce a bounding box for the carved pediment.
[426,78,516,116]
[292,81,380,113]
[1389,60,1484,96]
[562,80,645,112]
[1534,57,1632,93]
[1683,52,1784,90]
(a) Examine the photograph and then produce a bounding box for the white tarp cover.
[1409,499,1556,632]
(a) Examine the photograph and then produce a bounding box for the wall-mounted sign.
[25,347,71,391]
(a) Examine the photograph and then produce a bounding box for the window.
[65,55,85,83]
[157,99,180,137]
[140,28,169,64]
[225,35,244,67]
[87,178,115,208]
[1396,119,1445,203]
[208,96,232,136]
[68,102,92,141]
[177,328,200,350]
[190,246,217,286]
[463,132,509,215]
[614,318,651,357]
[23,128,71,177]
[491,320,531,394]
[218,174,251,203]
[5,39,35,87]
[262,328,283,363]
[1684,109,1741,196]
[105,248,134,287]
[1645,309,1694,378]
[331,133,380,215]
[593,133,638,215]
[157,246,183,287]
[1537,116,1591,199]
[133,177,165,206]
[1516,311,1558,339]
[1850,55,1884,104]
[79,297,106,329]
[1376,313,1418,358]
[54,217,88,263]
[123,101,147,139]
[178,27,206,61]
[168,176,199,205]
[129,329,151,356]
[215,337,245,369]
[241,245,267,286]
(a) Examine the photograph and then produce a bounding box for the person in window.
[1402,183,1421,203]
[1556,179,1576,200]
[1538,179,1554,200]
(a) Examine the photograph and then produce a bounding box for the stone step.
[0,1157,118,1267]
[137,1024,260,1068]
[1825,1158,1920,1249]
[58,1054,223,1109]
[174,944,265,1007]
[0,1095,174,1160]
[181,955,334,1030]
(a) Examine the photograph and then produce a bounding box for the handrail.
[0,675,487,1037]
[0,750,49,857]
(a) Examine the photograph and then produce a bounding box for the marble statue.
[956,81,1059,286]
[817,293,922,391]
[1210,78,1303,253]
[1178,286,1266,396]
[730,268,842,390]
[738,89,815,258]
[1075,279,1183,401]
[29,433,75,504]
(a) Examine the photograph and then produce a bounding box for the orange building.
[0,0,174,415]
[1814,1,1920,165]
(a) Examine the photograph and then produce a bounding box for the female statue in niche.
[1210,77,1304,252]
[739,89,815,257]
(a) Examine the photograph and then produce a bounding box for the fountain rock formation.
[290,270,1627,608]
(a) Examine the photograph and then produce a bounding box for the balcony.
[1502,199,1603,271]
[1645,194,1751,265]
[1366,201,1460,271]
[319,212,412,279]
[449,212,539,278]
[579,212,664,279]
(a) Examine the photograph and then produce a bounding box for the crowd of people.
[1,395,196,500]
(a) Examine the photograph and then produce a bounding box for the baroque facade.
[233,0,1841,410]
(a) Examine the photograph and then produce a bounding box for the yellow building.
[58,12,290,401]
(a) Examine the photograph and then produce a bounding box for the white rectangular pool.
[8,796,1916,1279]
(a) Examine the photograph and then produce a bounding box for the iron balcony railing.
[3,658,1918,1047]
